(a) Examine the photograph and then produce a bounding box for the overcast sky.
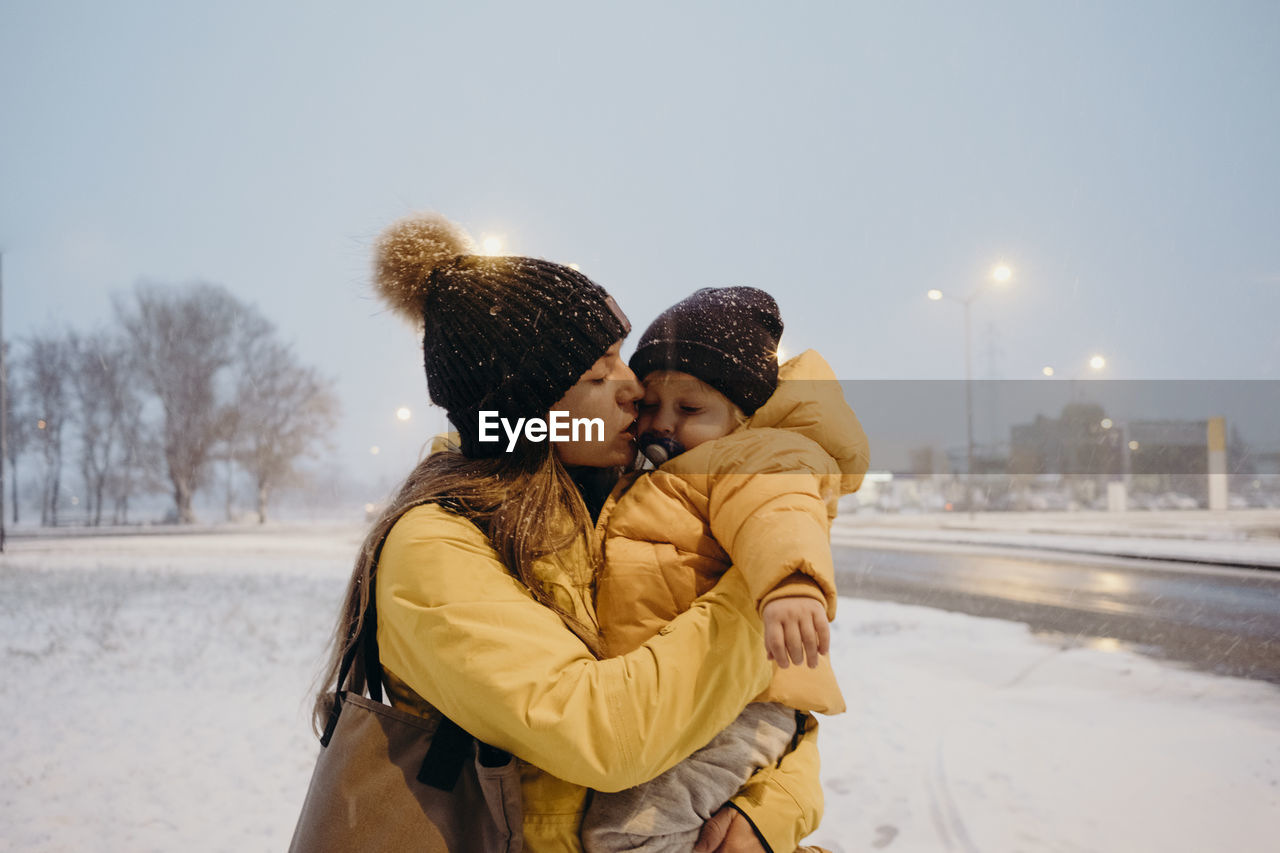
[3,1,1278,486]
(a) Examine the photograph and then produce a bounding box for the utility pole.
[1,251,7,551]
[963,299,974,516]
[928,263,1014,517]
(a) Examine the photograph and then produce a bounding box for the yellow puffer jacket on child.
[597,349,869,714]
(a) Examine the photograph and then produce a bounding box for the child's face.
[636,370,742,453]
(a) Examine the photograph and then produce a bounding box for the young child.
[582,287,869,852]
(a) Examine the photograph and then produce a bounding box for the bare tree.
[108,333,161,525]
[217,435,241,522]
[3,340,33,525]
[22,333,71,526]
[66,329,135,525]
[115,282,253,523]
[233,337,339,523]
[213,311,274,522]
[106,410,160,525]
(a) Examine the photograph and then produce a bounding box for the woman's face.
[552,340,642,468]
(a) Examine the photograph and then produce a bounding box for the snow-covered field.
[2,525,1278,852]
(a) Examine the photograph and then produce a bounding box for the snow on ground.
[832,508,1280,569]
[830,525,1280,569]
[809,602,1280,852]
[2,525,1278,852]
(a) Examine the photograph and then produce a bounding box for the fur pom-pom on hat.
[373,212,475,324]
[370,210,628,458]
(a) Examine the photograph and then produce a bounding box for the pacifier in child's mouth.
[638,433,686,466]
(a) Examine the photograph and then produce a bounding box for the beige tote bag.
[289,578,522,852]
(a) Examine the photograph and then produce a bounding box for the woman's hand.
[694,805,767,852]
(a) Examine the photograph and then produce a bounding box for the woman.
[314,213,824,852]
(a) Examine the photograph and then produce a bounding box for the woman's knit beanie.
[629,286,783,416]
[373,213,628,458]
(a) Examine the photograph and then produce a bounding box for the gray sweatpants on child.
[581,701,797,853]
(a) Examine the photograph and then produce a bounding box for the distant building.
[1008,403,1119,477]
[908,445,947,476]
[1008,404,1221,505]
[1125,420,1210,502]
[1253,451,1280,477]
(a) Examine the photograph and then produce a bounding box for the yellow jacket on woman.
[376,501,825,851]
[596,349,870,714]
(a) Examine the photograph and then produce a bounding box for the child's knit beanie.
[372,212,628,458]
[629,286,783,415]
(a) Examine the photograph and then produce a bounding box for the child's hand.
[761,597,830,669]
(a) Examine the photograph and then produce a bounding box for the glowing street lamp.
[1044,355,1110,406]
[396,406,412,422]
[927,263,1015,513]
[1041,354,1108,380]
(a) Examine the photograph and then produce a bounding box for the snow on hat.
[373,212,628,458]
[629,286,783,415]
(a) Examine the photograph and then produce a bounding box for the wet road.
[833,541,1280,684]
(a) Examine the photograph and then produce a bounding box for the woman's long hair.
[312,437,605,733]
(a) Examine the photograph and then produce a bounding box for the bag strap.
[319,518,512,783]
[418,716,474,790]
[363,578,384,703]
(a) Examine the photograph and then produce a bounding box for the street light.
[1041,354,1108,403]
[1041,357,1107,377]
[927,263,1014,513]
